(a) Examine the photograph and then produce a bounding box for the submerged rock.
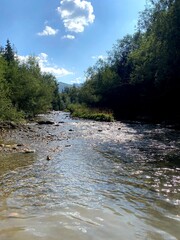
[46,155,51,161]
[65,144,71,147]
[23,149,36,153]
[37,120,55,125]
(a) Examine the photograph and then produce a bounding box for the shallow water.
[0,112,179,240]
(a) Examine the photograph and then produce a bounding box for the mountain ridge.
[58,82,82,92]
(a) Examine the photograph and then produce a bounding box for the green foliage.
[63,0,179,121]
[0,40,60,121]
[4,0,175,123]
[3,39,16,64]
[68,104,114,122]
[52,81,61,111]
[0,56,22,121]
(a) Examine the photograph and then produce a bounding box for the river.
[0,112,179,240]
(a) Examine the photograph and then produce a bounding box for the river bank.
[0,112,72,159]
[0,112,179,158]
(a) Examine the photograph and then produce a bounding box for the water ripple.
[0,112,179,240]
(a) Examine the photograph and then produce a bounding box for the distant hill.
[58,82,72,92]
[58,82,82,92]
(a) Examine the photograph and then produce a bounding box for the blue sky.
[0,0,147,84]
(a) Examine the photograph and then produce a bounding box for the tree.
[75,0,179,121]
[3,39,15,64]
[0,56,22,120]
[52,81,61,111]
[0,40,60,120]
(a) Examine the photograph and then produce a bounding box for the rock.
[17,143,25,147]
[37,120,55,125]
[0,121,17,129]
[9,121,17,129]
[12,146,18,150]
[23,149,36,153]
[4,144,13,148]
[28,127,35,132]
[8,212,19,218]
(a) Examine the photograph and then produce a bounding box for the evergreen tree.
[3,39,15,64]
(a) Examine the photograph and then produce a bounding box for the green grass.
[67,104,114,122]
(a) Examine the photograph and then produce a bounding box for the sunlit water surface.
[0,112,179,240]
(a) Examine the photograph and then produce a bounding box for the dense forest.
[60,0,180,122]
[0,40,60,121]
[0,0,179,123]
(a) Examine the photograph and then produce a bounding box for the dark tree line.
[0,40,60,121]
[61,0,180,122]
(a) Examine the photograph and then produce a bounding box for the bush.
[68,104,114,122]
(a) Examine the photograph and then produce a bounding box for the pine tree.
[3,39,15,64]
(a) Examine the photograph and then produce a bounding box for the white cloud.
[92,55,107,61]
[38,25,59,36]
[18,55,29,63]
[37,53,49,65]
[41,65,72,77]
[57,0,95,33]
[62,34,75,39]
[71,77,83,84]
[18,53,73,78]
[37,53,73,78]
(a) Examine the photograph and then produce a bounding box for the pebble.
[23,149,36,153]
[8,212,19,218]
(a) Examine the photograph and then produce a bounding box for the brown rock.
[46,155,51,161]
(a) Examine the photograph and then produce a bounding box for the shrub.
[67,104,114,122]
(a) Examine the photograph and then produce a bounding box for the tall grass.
[68,104,114,122]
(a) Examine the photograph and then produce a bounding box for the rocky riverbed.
[0,111,180,240]
[0,112,73,159]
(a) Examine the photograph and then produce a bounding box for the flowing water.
[0,112,179,240]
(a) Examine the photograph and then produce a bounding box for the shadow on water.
[97,121,180,167]
[95,131,180,240]
[0,112,179,240]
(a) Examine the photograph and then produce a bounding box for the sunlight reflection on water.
[0,112,179,240]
